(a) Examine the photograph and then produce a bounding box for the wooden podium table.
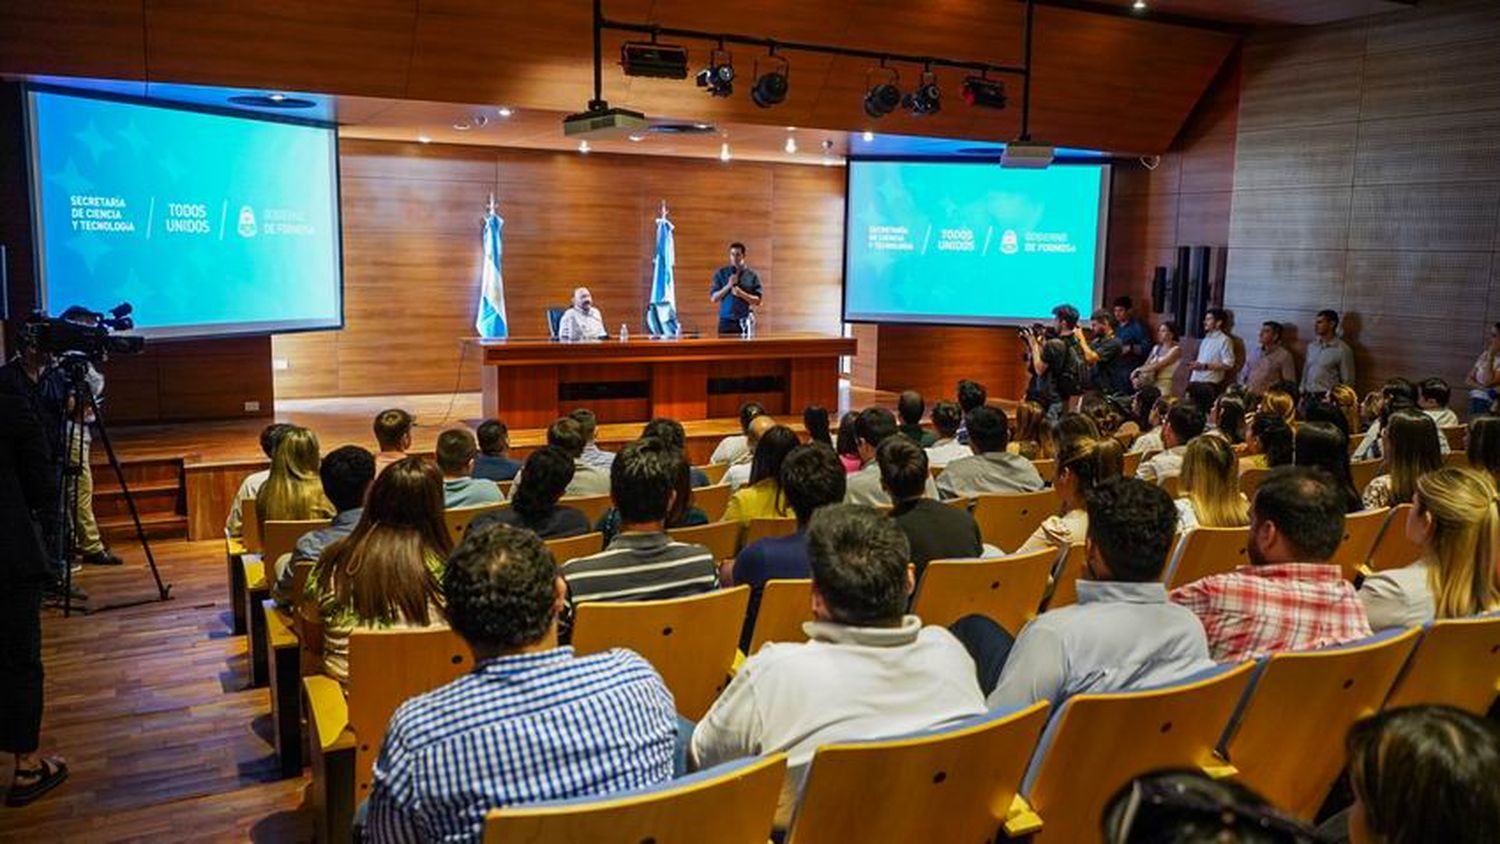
[466,333,856,428]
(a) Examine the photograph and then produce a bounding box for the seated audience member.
[1007,400,1047,461]
[1243,413,1294,470]
[1329,384,1364,438]
[568,408,615,473]
[1467,324,1500,416]
[304,457,452,684]
[1170,468,1373,663]
[846,407,939,505]
[1210,394,1248,446]
[709,401,766,465]
[1359,467,1500,630]
[436,429,506,509]
[1294,422,1363,513]
[1128,393,1172,456]
[1468,415,1500,489]
[1014,436,1122,555]
[726,415,778,491]
[255,426,335,526]
[1136,404,1205,486]
[936,405,1045,499]
[641,417,710,488]
[725,425,798,523]
[955,378,988,444]
[834,410,863,474]
[365,522,677,844]
[561,438,716,607]
[1355,379,1445,461]
[1302,395,1353,438]
[1052,411,1103,457]
[1364,409,1444,510]
[226,422,293,537]
[470,419,522,482]
[471,446,591,540]
[373,408,414,473]
[1184,381,1219,418]
[880,438,982,583]
[1418,377,1459,429]
[727,444,847,650]
[1176,435,1250,531]
[273,445,375,603]
[690,504,986,828]
[1103,771,1318,844]
[925,400,970,468]
[1334,706,1500,844]
[1261,388,1297,428]
[896,390,937,446]
[974,478,1215,706]
[524,417,610,498]
[803,405,833,449]
[594,437,708,542]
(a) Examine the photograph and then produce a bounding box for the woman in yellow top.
[723,425,800,523]
[255,425,335,525]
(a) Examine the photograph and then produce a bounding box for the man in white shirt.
[709,401,765,466]
[557,287,606,341]
[568,408,615,473]
[844,407,938,506]
[924,400,970,468]
[226,422,294,536]
[1188,308,1235,386]
[725,415,777,490]
[689,504,986,828]
[1418,378,1460,429]
[1137,404,1205,485]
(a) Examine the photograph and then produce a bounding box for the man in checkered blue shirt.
[365,523,678,843]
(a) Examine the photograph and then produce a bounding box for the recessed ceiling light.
[497,106,514,117]
[578,140,591,154]
[417,133,432,144]
[267,92,287,102]
[1132,0,1146,9]
[453,121,471,131]
[694,122,712,130]
[786,126,797,132]
[784,137,797,154]
[628,134,645,142]
[720,142,732,162]
[861,130,874,142]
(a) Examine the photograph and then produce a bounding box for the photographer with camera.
[1022,304,1089,422]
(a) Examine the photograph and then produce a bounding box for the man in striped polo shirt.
[561,437,717,611]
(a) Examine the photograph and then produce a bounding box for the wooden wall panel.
[871,326,1028,407]
[1235,55,1365,132]
[1358,39,1500,122]
[1342,252,1493,318]
[1347,183,1500,251]
[1231,124,1358,190]
[0,1,147,81]
[1354,110,1500,185]
[1228,187,1352,250]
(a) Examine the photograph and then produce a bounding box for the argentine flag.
[647,212,680,336]
[474,208,508,338]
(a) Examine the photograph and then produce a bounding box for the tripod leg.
[90,399,171,601]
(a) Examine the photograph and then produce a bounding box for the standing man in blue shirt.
[1112,296,1151,372]
[709,242,763,336]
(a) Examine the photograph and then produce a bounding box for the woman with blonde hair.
[1328,384,1362,438]
[1364,409,1444,509]
[305,456,452,684]
[1175,434,1250,530]
[255,425,334,525]
[1359,467,1500,629]
[1260,389,1297,427]
[1013,435,1124,554]
[1008,400,1045,460]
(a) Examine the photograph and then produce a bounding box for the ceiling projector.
[563,105,649,140]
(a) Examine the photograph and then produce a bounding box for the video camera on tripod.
[22,303,145,365]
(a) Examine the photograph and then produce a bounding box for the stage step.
[97,512,189,542]
[85,456,187,542]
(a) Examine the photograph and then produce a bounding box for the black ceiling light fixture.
[903,65,941,115]
[695,44,735,97]
[620,37,690,79]
[864,62,902,118]
[750,46,790,108]
[961,74,1007,110]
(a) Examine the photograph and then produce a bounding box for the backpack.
[1051,335,1087,398]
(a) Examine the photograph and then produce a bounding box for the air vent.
[227,94,317,110]
[649,122,718,135]
[955,146,1006,156]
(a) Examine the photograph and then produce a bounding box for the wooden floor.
[1,539,312,842]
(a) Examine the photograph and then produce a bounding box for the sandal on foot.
[6,757,68,807]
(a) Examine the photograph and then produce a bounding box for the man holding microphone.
[709,242,763,336]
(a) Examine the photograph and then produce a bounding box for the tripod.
[53,354,171,617]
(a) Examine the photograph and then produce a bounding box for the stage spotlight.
[903,70,940,115]
[695,48,735,97]
[751,53,790,108]
[621,41,690,79]
[961,75,1007,110]
[863,67,901,118]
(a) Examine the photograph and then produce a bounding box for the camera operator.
[1022,304,1088,422]
[0,392,69,806]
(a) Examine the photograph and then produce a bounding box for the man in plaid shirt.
[1171,467,1372,663]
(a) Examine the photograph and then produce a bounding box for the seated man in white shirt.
[689,504,987,829]
[226,422,294,537]
[725,414,777,490]
[951,477,1216,707]
[1137,403,1205,486]
[1419,378,1460,429]
[935,405,1045,499]
[844,407,939,506]
[924,399,970,469]
[557,286,606,341]
[709,401,766,466]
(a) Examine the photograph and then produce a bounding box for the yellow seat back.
[1329,507,1389,582]
[347,627,472,798]
[1444,450,1469,468]
[1022,661,1256,844]
[668,521,742,563]
[1351,459,1381,495]
[748,579,813,654]
[572,587,750,720]
[973,490,1059,552]
[442,503,506,548]
[911,549,1055,635]
[485,753,787,844]
[1366,504,1424,573]
[696,462,731,486]
[1043,544,1086,611]
[1442,425,1467,452]
[1160,474,1181,499]
[1164,527,1247,590]
[262,518,331,567]
[544,531,605,565]
[786,702,1051,844]
[1030,458,1056,483]
[744,516,799,548]
[1224,628,1419,819]
[1122,451,1143,477]
[691,483,733,522]
[1384,615,1500,715]
[559,493,613,526]
[242,503,263,554]
[1238,466,1270,501]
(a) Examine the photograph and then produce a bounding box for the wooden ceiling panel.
[0,0,147,80]
[1094,0,1414,27]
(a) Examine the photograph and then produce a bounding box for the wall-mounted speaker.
[1150,266,1167,314]
[1187,245,1211,337]
[1173,246,1191,333]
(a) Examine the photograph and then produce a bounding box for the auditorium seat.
[1160,474,1181,498]
[246,518,330,688]
[543,531,605,564]
[690,482,732,521]
[746,579,813,654]
[1163,527,1247,590]
[667,520,741,564]
[1040,544,1086,611]
[1444,450,1469,468]
[442,502,507,547]
[911,549,1055,635]
[743,516,798,548]
[483,754,787,844]
[1442,425,1467,452]
[696,462,731,485]
[1363,503,1423,576]
[972,489,1058,552]
[263,597,304,778]
[545,307,566,339]
[1237,466,1270,501]
[1329,507,1388,582]
[304,627,471,844]
[1383,614,1500,715]
[1350,459,1381,495]
[571,587,750,720]
[1218,627,1419,819]
[559,492,613,525]
[942,495,971,511]
[785,702,1051,843]
[1010,661,1255,843]
[225,505,263,636]
[1030,458,1056,484]
[1122,451,1143,477]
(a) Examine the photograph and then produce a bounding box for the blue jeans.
[675,714,695,776]
[948,614,1016,696]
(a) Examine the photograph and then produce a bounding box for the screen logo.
[237,205,257,238]
[999,229,1019,255]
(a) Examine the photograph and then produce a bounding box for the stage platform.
[97,382,895,542]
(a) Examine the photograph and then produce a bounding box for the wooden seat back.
[1160,474,1181,498]
[544,531,605,565]
[786,702,1051,844]
[1351,459,1382,495]
[242,503,263,554]
[559,493,613,526]
[572,586,750,720]
[1384,615,1500,715]
[747,579,813,654]
[744,516,799,548]
[1164,527,1248,590]
[1030,458,1056,483]
[1330,507,1390,582]
[691,483,733,522]
[1366,504,1424,573]
[972,489,1059,553]
[696,462,731,486]
[484,754,787,844]
[263,519,330,565]
[911,549,1056,635]
[1223,628,1420,819]
[1042,544,1086,611]
[1122,451,1143,477]
[1238,466,1271,501]
[443,503,506,548]
[667,521,742,563]
[1442,425,1467,452]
